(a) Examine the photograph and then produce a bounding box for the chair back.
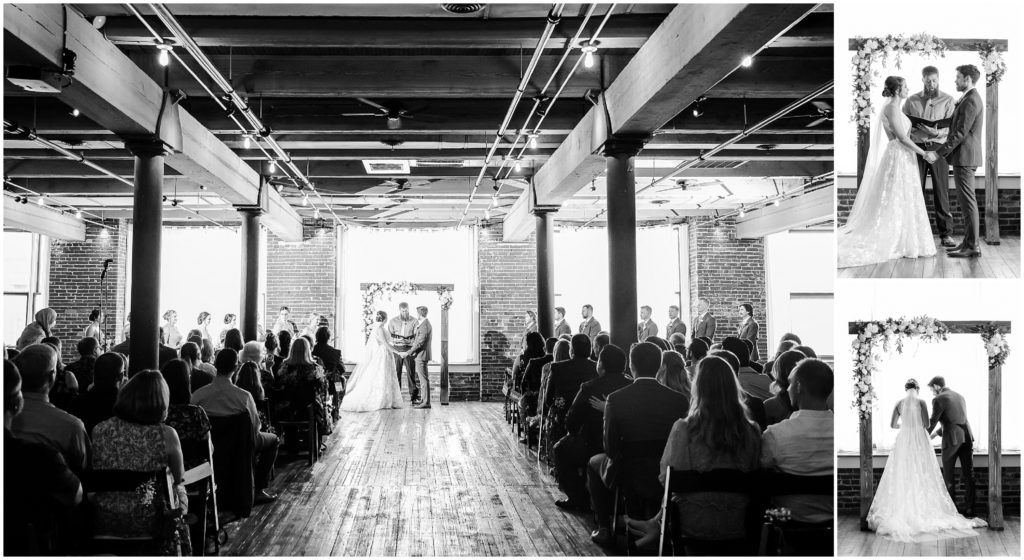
[659,467,758,553]
[209,412,255,517]
[81,466,178,552]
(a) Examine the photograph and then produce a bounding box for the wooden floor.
[220,400,604,556]
[838,236,1020,279]
[837,514,1021,557]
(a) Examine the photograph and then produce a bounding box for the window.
[4,231,46,347]
[339,227,475,363]
[765,229,835,359]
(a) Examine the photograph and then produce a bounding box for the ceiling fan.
[376,177,436,195]
[776,101,833,128]
[653,178,725,193]
[340,98,435,130]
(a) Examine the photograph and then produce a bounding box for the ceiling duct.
[440,4,485,14]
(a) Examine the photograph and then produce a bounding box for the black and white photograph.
[2,1,839,557]
[835,280,1021,556]
[834,2,1020,279]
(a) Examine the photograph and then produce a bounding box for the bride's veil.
[899,389,922,434]
[841,101,892,232]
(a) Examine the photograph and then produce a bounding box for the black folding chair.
[757,473,834,556]
[658,467,759,556]
[182,435,223,555]
[81,467,181,556]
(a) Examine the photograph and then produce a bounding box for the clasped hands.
[922,151,939,164]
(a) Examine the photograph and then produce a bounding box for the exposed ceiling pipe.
[144,3,345,227]
[456,3,565,227]
[637,80,835,195]
[4,120,133,187]
[4,178,109,229]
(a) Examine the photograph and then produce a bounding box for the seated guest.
[709,349,767,431]
[191,349,278,503]
[697,336,713,348]
[764,339,800,379]
[793,345,817,359]
[741,339,763,372]
[559,333,572,342]
[180,341,215,391]
[512,332,545,393]
[91,370,190,554]
[519,337,557,441]
[220,314,238,347]
[644,336,672,352]
[591,332,610,362]
[723,336,772,401]
[556,344,630,511]
[111,331,131,356]
[657,350,690,400]
[71,352,126,433]
[312,327,343,380]
[277,338,332,443]
[538,340,570,417]
[4,359,83,555]
[200,338,216,371]
[273,330,293,376]
[780,332,802,345]
[544,334,598,450]
[763,350,807,426]
[587,342,689,546]
[17,308,57,350]
[240,341,277,398]
[43,336,79,410]
[11,344,90,473]
[66,336,100,390]
[162,359,211,470]
[186,329,203,343]
[760,359,834,531]
[668,333,687,355]
[626,355,762,551]
[264,332,281,374]
[155,327,179,368]
[223,328,244,353]
[235,362,272,433]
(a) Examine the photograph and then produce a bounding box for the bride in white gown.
[867,379,985,542]
[838,76,938,268]
[340,311,406,412]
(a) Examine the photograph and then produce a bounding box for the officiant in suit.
[927,376,976,516]
[388,303,417,396]
[905,65,956,247]
[932,64,984,258]
[409,306,432,408]
[637,306,658,341]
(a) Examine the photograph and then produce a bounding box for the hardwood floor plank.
[836,514,1020,557]
[839,236,1020,279]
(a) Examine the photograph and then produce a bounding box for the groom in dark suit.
[929,64,984,259]
[410,306,432,408]
[927,376,976,516]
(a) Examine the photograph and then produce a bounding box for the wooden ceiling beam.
[3,3,302,240]
[3,194,86,240]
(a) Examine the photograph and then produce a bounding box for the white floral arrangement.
[437,286,454,311]
[362,281,454,340]
[851,34,947,129]
[977,41,1007,86]
[851,316,948,420]
[980,324,1010,369]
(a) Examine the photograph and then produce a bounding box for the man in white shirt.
[904,65,957,247]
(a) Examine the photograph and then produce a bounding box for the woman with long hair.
[763,349,806,425]
[657,350,690,400]
[512,331,545,393]
[16,308,57,350]
[277,337,332,440]
[222,328,244,353]
[626,356,762,552]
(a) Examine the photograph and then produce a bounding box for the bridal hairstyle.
[905,378,920,392]
[688,355,760,461]
[376,310,387,323]
[285,337,315,367]
[197,311,211,325]
[881,76,906,98]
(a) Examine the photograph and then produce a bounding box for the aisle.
[220,402,605,556]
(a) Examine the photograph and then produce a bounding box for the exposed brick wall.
[477,223,537,402]
[265,220,337,334]
[838,465,1021,515]
[47,220,129,363]
[687,218,768,360]
[837,186,1021,236]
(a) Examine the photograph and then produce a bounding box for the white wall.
[765,229,836,359]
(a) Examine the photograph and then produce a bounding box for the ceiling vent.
[412,159,467,168]
[362,160,411,174]
[440,4,485,14]
[692,160,747,170]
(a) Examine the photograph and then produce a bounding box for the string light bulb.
[242,134,251,149]
[741,55,753,68]
[36,196,44,206]
[772,199,781,207]
[738,207,746,218]
[268,160,277,174]
[71,108,80,117]
[528,132,539,149]
[75,210,82,218]
[156,43,172,67]
[514,158,522,172]
[581,40,600,69]
[484,208,491,220]
[301,193,308,206]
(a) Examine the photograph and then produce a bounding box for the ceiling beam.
[98,14,667,49]
[3,195,86,240]
[735,185,835,239]
[503,3,817,240]
[3,3,302,240]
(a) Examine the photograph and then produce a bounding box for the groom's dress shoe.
[940,236,957,248]
[946,243,964,253]
[415,402,431,409]
[948,249,981,259]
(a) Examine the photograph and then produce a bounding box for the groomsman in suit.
[692,298,717,342]
[905,65,957,248]
[930,64,984,258]
[579,305,601,344]
[554,307,572,338]
[927,376,976,516]
[637,306,658,341]
[736,303,760,363]
[665,305,687,339]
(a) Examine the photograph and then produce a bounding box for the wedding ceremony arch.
[360,281,454,405]
[847,317,1012,531]
[850,34,1009,244]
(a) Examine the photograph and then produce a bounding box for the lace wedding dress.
[867,391,986,542]
[339,322,404,412]
[838,100,937,268]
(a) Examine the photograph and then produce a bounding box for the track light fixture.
[580,40,600,69]
[156,43,172,67]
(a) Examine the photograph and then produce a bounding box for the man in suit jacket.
[410,306,433,408]
[932,64,984,258]
[553,307,572,338]
[544,335,597,417]
[637,305,658,341]
[927,376,976,515]
[693,298,717,342]
[736,303,760,363]
[665,305,687,338]
[578,305,601,344]
[555,344,631,510]
[586,342,689,546]
[519,337,557,440]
